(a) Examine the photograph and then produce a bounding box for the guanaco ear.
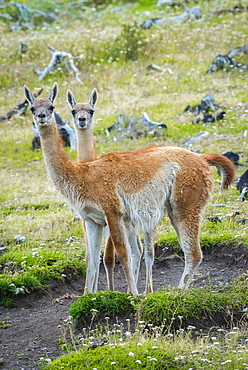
[24,85,35,105]
[67,89,77,109]
[89,88,98,108]
[48,82,58,103]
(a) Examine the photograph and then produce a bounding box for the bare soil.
[0,242,247,370]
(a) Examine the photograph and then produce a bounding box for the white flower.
[136,360,142,364]
[129,352,134,357]
[111,362,116,365]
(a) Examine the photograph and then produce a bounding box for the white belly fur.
[118,162,179,232]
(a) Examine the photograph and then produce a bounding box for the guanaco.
[67,88,143,292]
[24,82,235,295]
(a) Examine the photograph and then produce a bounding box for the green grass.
[0,250,86,306]
[43,283,248,369]
[68,277,248,329]
[43,329,248,369]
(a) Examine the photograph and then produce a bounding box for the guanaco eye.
[89,109,94,115]
[71,110,77,116]
[49,106,55,112]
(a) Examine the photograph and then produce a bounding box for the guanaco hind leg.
[107,215,138,296]
[167,204,202,289]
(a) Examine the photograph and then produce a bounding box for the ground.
[0,242,247,370]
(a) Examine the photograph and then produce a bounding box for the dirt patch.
[0,243,247,369]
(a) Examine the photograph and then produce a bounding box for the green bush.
[69,290,138,325]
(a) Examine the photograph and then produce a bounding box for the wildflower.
[175,356,185,360]
[125,331,131,336]
[137,343,143,346]
[90,309,98,312]
[176,328,184,333]
[149,358,158,361]
[136,360,142,364]
[111,362,116,365]
[129,352,134,357]
[91,297,96,301]
[152,346,158,349]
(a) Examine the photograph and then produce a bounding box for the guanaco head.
[24,82,58,127]
[67,88,98,130]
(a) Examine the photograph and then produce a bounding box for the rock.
[142,112,167,129]
[203,113,215,124]
[208,216,222,223]
[236,169,248,201]
[216,111,226,120]
[222,151,240,165]
[14,235,26,244]
[182,131,209,146]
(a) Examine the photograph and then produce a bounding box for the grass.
[0,0,248,366]
[67,277,248,329]
[43,329,248,369]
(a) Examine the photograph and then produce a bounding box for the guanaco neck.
[76,126,96,163]
[38,118,79,196]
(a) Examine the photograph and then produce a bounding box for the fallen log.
[34,43,84,85]
[0,89,42,121]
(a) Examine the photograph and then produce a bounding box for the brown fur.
[24,83,235,295]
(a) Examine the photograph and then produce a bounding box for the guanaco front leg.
[144,229,155,294]
[84,219,104,293]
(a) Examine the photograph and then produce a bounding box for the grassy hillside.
[0,0,247,367]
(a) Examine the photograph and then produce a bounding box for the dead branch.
[0,89,43,121]
[206,44,248,74]
[34,43,84,85]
